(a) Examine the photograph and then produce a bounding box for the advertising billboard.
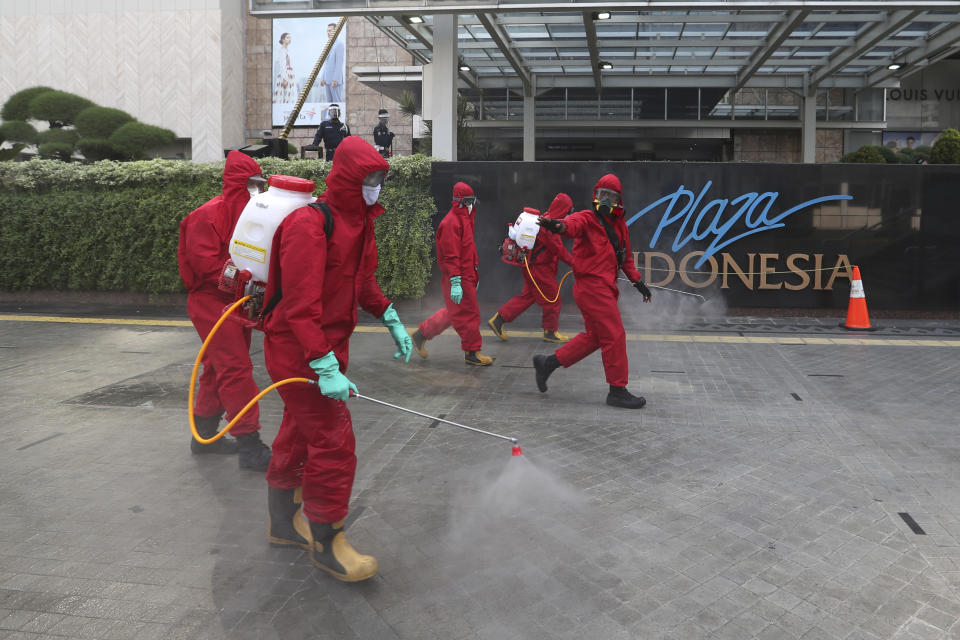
[272,17,346,128]
[432,162,960,311]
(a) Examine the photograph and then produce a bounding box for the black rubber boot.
[606,385,646,409]
[412,329,428,359]
[464,350,494,366]
[292,516,379,582]
[237,432,272,471]
[533,354,560,392]
[542,329,569,344]
[190,413,238,455]
[488,312,508,341]
[267,487,311,549]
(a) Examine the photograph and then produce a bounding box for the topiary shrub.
[75,106,135,139]
[38,128,80,146]
[896,146,930,165]
[1,86,55,121]
[108,122,177,160]
[931,128,960,164]
[0,144,26,162]
[878,145,898,163]
[37,142,75,161]
[0,120,38,144]
[27,90,95,127]
[76,138,124,161]
[840,145,886,163]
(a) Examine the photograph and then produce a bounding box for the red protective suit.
[262,137,391,524]
[418,182,482,351]
[178,150,263,436]
[554,174,643,387]
[497,193,575,331]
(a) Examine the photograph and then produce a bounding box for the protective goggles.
[456,195,478,208]
[594,188,621,204]
[363,170,387,187]
[328,106,340,118]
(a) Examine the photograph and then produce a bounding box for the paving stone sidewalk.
[1,304,959,640]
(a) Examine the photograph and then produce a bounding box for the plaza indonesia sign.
[626,181,855,291]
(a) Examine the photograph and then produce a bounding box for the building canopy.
[250,1,960,92]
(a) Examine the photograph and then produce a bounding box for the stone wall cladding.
[734,128,842,163]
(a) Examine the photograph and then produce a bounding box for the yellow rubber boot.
[293,511,379,582]
[488,313,509,341]
[542,330,569,343]
[464,350,494,366]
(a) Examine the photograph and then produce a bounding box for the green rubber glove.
[449,275,463,304]
[309,352,357,401]
[381,303,412,363]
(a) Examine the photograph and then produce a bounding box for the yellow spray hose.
[188,296,312,444]
[523,255,573,304]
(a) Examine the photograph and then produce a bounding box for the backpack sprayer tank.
[499,207,541,266]
[218,174,316,327]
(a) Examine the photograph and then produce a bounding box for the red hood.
[322,136,390,218]
[544,192,573,219]
[450,181,475,216]
[593,173,622,197]
[221,150,262,232]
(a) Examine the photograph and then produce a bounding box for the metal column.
[801,92,817,163]
[432,14,458,161]
[523,76,535,161]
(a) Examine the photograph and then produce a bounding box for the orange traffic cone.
[840,265,877,331]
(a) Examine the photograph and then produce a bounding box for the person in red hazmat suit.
[534,173,652,409]
[488,193,576,344]
[260,137,413,582]
[178,150,272,471]
[411,182,495,366]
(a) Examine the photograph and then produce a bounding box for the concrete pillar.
[523,77,535,161]
[801,92,817,163]
[432,13,458,161]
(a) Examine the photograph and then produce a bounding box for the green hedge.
[0,154,435,300]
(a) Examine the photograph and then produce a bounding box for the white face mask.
[361,184,381,205]
[467,204,474,214]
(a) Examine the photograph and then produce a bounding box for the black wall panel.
[428,162,960,311]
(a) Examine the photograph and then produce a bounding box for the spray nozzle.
[511,443,523,456]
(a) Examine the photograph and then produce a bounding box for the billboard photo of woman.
[271,17,347,128]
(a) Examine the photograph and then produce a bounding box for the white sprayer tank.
[229,174,316,283]
[508,208,542,251]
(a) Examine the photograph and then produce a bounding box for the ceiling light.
[887,62,902,70]
[407,15,424,24]
[598,61,613,70]
[460,64,471,71]
[592,11,611,20]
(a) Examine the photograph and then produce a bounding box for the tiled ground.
[1,301,959,640]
